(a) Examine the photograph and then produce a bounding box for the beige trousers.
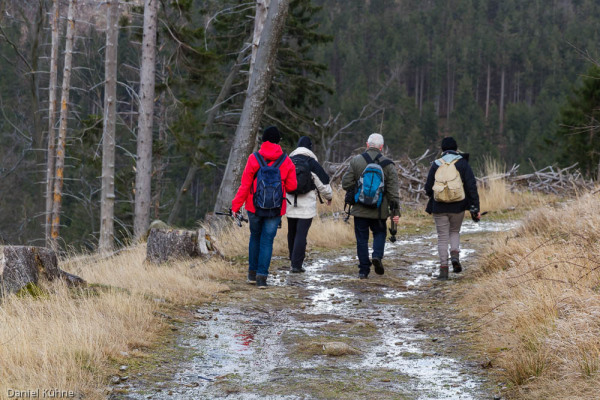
[433,212,465,266]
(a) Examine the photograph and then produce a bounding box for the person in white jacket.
[286,136,333,273]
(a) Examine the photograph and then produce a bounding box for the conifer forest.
[1,0,599,248]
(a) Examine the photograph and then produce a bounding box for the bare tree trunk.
[50,0,77,249]
[99,0,119,253]
[213,0,290,213]
[167,44,248,225]
[133,0,159,241]
[485,63,490,120]
[499,67,505,133]
[250,0,271,80]
[45,0,60,246]
[30,0,44,152]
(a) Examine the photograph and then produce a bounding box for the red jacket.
[231,141,297,215]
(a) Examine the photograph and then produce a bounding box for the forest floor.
[111,218,517,400]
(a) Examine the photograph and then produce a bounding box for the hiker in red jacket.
[231,126,297,288]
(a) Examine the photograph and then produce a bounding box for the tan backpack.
[432,158,465,203]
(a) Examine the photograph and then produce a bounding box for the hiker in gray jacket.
[342,133,400,279]
[286,136,333,273]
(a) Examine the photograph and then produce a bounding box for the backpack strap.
[254,152,267,167]
[272,153,287,168]
[361,152,374,164]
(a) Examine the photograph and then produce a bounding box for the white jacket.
[285,147,333,219]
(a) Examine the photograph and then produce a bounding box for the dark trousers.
[287,217,313,269]
[354,216,386,275]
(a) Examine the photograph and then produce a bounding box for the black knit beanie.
[297,136,312,150]
[441,136,458,151]
[262,126,281,144]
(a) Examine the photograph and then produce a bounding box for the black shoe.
[450,251,462,273]
[437,266,449,281]
[256,275,268,288]
[291,266,305,273]
[372,258,384,275]
[247,270,257,283]
[358,272,368,279]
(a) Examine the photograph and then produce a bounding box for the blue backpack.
[253,152,287,215]
[354,153,392,208]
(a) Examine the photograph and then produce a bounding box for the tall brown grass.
[1,245,240,398]
[0,283,158,399]
[461,193,600,399]
[477,158,547,213]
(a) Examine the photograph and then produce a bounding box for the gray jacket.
[341,148,400,219]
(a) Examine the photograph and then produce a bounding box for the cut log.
[0,246,86,296]
[146,228,220,264]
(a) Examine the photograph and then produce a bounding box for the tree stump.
[0,246,86,296]
[146,228,220,264]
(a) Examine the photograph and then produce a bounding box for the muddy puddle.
[121,219,516,399]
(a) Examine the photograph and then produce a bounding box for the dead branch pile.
[326,153,594,205]
[480,163,595,195]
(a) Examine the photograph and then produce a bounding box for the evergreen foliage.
[0,0,599,247]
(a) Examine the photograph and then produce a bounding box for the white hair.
[367,133,384,148]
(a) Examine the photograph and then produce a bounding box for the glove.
[469,205,480,222]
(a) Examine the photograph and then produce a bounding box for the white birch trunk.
[213,0,290,213]
[45,0,60,246]
[133,0,159,241]
[50,0,77,249]
[99,0,120,253]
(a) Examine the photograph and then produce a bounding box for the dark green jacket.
[341,148,400,219]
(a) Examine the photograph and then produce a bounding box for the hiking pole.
[215,209,248,227]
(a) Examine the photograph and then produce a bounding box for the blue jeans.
[354,216,386,275]
[248,212,282,277]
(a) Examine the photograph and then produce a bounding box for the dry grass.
[478,158,548,213]
[1,244,241,398]
[0,283,158,399]
[461,193,600,399]
[65,246,237,305]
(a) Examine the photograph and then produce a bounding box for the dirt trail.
[120,220,516,400]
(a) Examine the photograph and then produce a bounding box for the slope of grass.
[461,193,600,399]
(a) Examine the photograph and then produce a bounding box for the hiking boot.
[358,272,369,279]
[291,266,306,273]
[372,258,384,275]
[450,251,462,273]
[256,275,268,288]
[437,266,449,281]
[247,270,257,283]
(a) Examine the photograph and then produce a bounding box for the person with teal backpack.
[342,133,401,279]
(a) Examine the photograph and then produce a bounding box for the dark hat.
[441,136,458,151]
[297,136,312,150]
[262,126,281,144]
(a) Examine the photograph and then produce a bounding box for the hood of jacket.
[258,141,284,161]
[435,150,463,166]
[290,146,318,160]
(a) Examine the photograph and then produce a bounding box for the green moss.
[16,282,47,298]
